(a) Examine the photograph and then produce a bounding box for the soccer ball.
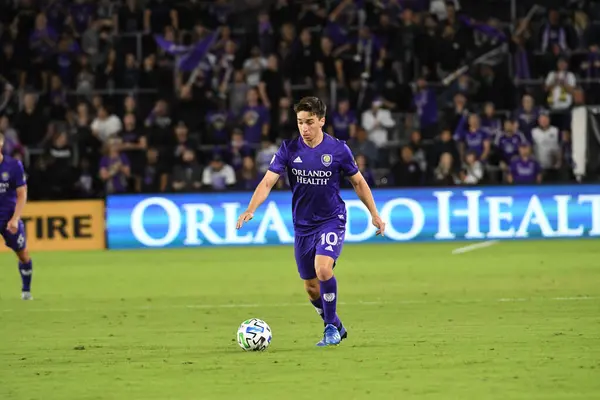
[237,318,272,351]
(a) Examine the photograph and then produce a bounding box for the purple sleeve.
[340,143,359,177]
[267,142,288,175]
[12,161,27,188]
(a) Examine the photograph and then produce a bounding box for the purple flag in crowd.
[178,32,219,72]
[154,35,191,55]
[459,16,507,42]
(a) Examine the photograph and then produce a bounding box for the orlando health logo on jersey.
[0,170,13,193]
[290,153,334,186]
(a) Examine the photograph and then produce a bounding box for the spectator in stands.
[430,128,461,172]
[172,121,198,166]
[227,70,250,116]
[540,9,571,54]
[30,13,58,91]
[545,57,576,127]
[202,153,236,191]
[438,25,466,77]
[531,113,561,181]
[121,53,140,89]
[408,130,427,174]
[118,113,146,173]
[239,88,269,144]
[507,143,542,184]
[460,150,484,185]
[237,155,261,191]
[13,93,48,147]
[73,102,102,166]
[255,139,277,175]
[144,99,173,152]
[46,131,75,198]
[513,94,540,142]
[100,139,131,194]
[91,105,122,143]
[445,93,468,133]
[228,129,253,171]
[48,75,68,121]
[172,148,203,192]
[361,98,395,149]
[480,102,502,142]
[243,46,267,87]
[495,119,527,171]
[412,77,438,140]
[348,126,378,169]
[433,152,458,186]
[258,54,286,115]
[137,147,168,193]
[390,146,422,187]
[205,99,233,145]
[328,98,357,141]
[454,114,491,163]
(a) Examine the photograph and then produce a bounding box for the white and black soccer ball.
[237,318,272,351]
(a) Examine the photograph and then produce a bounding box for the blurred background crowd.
[1,0,600,200]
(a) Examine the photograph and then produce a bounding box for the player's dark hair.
[293,97,327,119]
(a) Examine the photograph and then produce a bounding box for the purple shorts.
[294,221,346,280]
[1,220,27,252]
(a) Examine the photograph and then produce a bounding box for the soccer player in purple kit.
[236,97,386,346]
[0,133,33,300]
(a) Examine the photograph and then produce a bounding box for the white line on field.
[452,240,499,255]
[0,296,596,313]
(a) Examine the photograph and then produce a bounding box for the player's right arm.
[236,171,280,229]
[236,143,288,229]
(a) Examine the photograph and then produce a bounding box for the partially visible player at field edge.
[0,133,33,300]
[236,97,385,346]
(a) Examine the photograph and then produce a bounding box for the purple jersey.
[331,111,357,141]
[268,134,359,236]
[510,158,541,184]
[240,105,269,144]
[458,130,489,158]
[0,156,27,224]
[495,132,527,162]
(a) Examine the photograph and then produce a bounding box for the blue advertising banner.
[106,185,600,249]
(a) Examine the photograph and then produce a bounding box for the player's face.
[296,111,324,141]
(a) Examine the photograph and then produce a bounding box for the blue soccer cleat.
[316,323,346,346]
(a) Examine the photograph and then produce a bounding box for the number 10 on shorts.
[320,232,339,246]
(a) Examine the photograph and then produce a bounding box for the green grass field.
[1,240,599,400]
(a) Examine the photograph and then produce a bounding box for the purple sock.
[310,297,325,321]
[319,276,340,326]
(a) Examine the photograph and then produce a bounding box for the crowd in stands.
[0,0,599,200]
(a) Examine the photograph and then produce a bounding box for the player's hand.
[236,211,254,229]
[372,214,385,237]
[7,218,19,234]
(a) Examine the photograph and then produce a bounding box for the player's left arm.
[341,145,385,236]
